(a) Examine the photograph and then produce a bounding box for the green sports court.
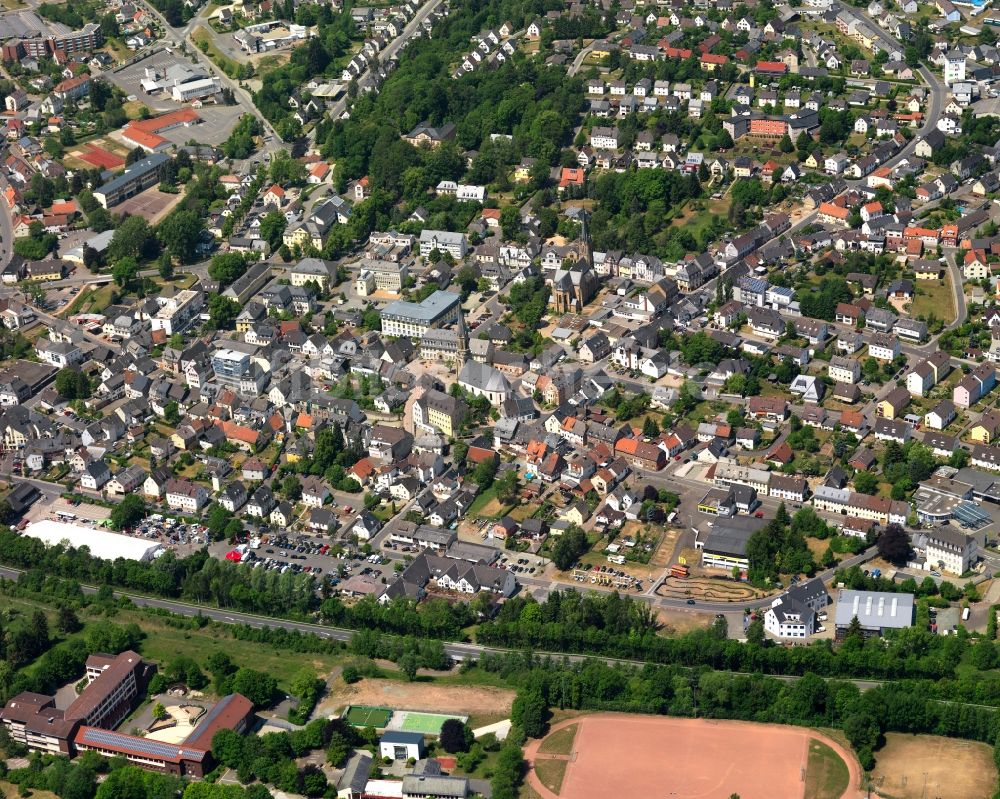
[395,711,468,735]
[344,705,393,728]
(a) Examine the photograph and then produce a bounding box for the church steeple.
[455,306,468,359]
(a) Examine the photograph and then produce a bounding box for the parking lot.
[208,532,398,589]
[106,49,193,111]
[159,105,246,147]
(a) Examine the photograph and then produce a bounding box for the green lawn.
[804,739,850,799]
[64,284,116,316]
[909,275,957,325]
[191,26,239,75]
[538,723,578,756]
[533,758,569,794]
[110,608,346,688]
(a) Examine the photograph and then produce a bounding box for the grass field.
[344,705,393,728]
[123,100,151,120]
[191,26,239,75]
[804,739,850,799]
[466,486,514,519]
[399,711,465,735]
[909,274,956,324]
[538,723,577,756]
[63,284,116,316]
[1,782,56,799]
[870,733,996,799]
[534,758,569,794]
[113,609,345,690]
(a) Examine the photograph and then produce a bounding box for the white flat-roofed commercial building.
[363,780,404,799]
[21,520,161,561]
[380,291,462,338]
[171,76,221,103]
[150,290,204,335]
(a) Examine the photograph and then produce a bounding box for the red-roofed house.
[263,184,286,206]
[818,201,851,225]
[559,167,585,193]
[755,60,788,75]
[700,52,729,70]
[614,437,666,470]
[307,162,330,184]
[217,420,270,451]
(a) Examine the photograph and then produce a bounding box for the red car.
[754,511,765,518]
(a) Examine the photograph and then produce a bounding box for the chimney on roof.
[891,597,897,617]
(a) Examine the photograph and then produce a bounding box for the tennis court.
[78,143,125,169]
[344,705,393,728]
[393,710,468,735]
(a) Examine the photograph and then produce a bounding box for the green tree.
[110,494,146,531]
[158,210,203,263]
[112,256,140,289]
[208,294,240,330]
[208,253,248,288]
[440,719,472,753]
[231,667,278,707]
[163,401,181,425]
[510,688,547,738]
[281,475,302,501]
[55,368,90,400]
[500,205,521,240]
[876,523,911,566]
[854,470,878,495]
[108,215,157,262]
[399,651,419,681]
[551,525,589,571]
[260,210,288,249]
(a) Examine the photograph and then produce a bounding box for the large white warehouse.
[21,520,161,562]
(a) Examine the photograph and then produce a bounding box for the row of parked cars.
[498,555,537,574]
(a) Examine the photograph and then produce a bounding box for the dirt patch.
[316,677,515,720]
[869,733,996,799]
[649,527,681,569]
[655,607,714,635]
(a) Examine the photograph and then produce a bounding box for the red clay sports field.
[525,714,863,799]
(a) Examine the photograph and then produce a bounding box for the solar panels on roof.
[78,727,205,761]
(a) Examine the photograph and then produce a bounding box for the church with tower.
[550,212,598,314]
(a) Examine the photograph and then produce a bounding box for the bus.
[56,511,77,521]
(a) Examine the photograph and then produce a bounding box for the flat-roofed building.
[93,153,171,209]
[834,589,914,639]
[150,290,204,335]
[698,516,768,572]
[381,291,462,338]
